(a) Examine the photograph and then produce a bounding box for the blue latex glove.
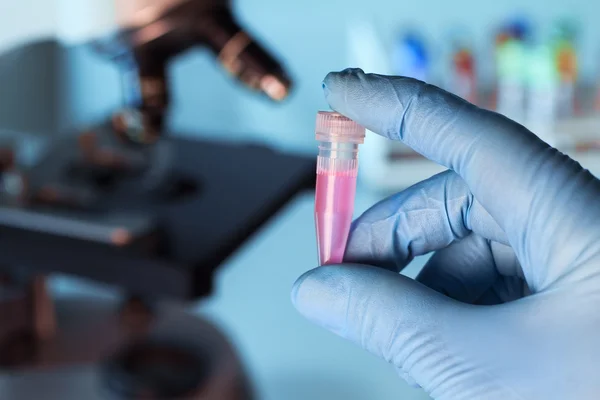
[292,69,600,399]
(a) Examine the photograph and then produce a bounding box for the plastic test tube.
[314,111,365,265]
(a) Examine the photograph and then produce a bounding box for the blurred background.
[0,0,599,399]
[3,0,600,149]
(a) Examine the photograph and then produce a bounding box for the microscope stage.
[0,134,315,300]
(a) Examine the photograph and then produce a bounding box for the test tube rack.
[359,104,600,192]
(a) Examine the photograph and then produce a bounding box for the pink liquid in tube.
[314,111,365,265]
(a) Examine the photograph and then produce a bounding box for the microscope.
[0,1,314,398]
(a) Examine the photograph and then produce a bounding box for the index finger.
[324,69,600,289]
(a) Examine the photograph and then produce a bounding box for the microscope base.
[0,287,253,399]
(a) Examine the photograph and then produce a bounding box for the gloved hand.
[292,69,600,400]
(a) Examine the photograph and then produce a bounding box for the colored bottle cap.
[392,32,428,81]
[315,111,365,144]
[508,17,531,41]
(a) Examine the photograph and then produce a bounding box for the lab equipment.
[392,31,429,82]
[507,16,532,41]
[354,18,600,194]
[294,68,600,399]
[525,42,560,146]
[94,0,292,142]
[495,26,528,124]
[552,19,579,117]
[446,32,477,104]
[0,0,314,398]
[344,19,443,192]
[314,111,365,265]
[0,135,313,399]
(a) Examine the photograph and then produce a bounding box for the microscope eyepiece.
[115,0,292,102]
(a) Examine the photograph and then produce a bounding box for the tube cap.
[315,111,365,144]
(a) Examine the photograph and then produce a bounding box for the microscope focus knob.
[112,109,160,146]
